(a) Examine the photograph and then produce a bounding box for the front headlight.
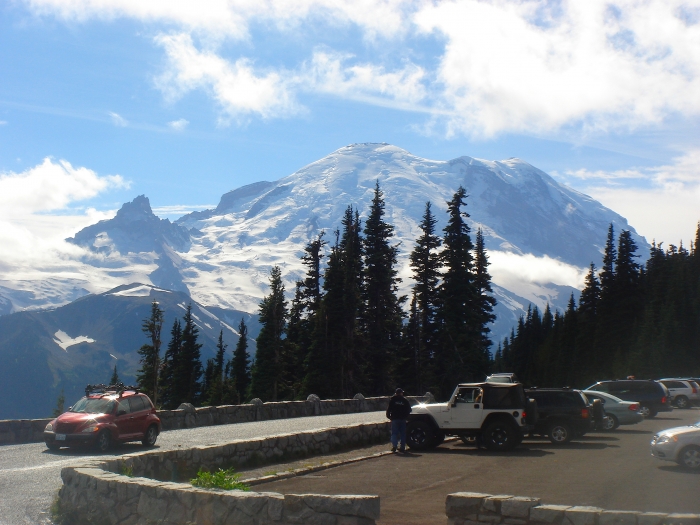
[81,425,98,433]
[45,423,53,432]
[657,435,678,444]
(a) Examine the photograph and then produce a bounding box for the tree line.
[248,182,496,401]
[135,302,252,409]
[493,224,700,388]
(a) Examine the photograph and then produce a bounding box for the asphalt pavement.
[258,408,700,525]
[0,411,387,525]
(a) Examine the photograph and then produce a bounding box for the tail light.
[522,411,527,419]
[693,386,698,394]
[581,408,589,418]
[629,403,639,411]
[661,396,667,404]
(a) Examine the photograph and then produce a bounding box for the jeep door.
[449,387,484,429]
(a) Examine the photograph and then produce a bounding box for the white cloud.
[489,250,588,290]
[154,32,299,122]
[415,0,700,136]
[108,111,128,127]
[0,158,128,215]
[560,150,700,246]
[0,120,7,125]
[167,118,189,131]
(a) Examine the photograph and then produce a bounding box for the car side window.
[456,388,481,403]
[591,383,608,393]
[117,399,130,415]
[129,396,146,412]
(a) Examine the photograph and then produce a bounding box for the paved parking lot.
[259,409,700,525]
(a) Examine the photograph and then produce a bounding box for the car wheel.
[639,405,652,418]
[142,425,158,447]
[406,421,435,450]
[674,396,689,409]
[46,442,60,451]
[94,430,111,452]
[548,422,573,445]
[677,446,700,470]
[601,414,619,431]
[432,431,446,447]
[482,420,520,451]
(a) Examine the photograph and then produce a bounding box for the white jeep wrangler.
[406,382,537,451]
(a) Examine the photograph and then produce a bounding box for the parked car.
[582,390,644,430]
[651,420,700,470]
[658,379,700,409]
[525,388,603,444]
[585,380,672,418]
[44,384,161,452]
[485,373,519,384]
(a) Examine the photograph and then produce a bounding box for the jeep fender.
[406,413,441,433]
[480,412,519,432]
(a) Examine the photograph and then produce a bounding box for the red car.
[44,385,161,452]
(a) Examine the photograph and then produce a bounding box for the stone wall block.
[599,511,639,525]
[565,506,603,525]
[638,513,668,525]
[446,493,490,518]
[483,495,515,514]
[501,497,541,518]
[530,505,572,524]
[504,519,528,525]
[664,514,700,525]
[297,494,380,519]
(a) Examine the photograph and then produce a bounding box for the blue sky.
[1,0,699,256]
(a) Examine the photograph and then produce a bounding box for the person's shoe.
[391,446,397,453]
[399,447,406,453]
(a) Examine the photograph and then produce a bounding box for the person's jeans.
[391,419,407,449]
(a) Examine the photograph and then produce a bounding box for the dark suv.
[44,384,161,452]
[525,388,603,445]
[585,380,672,418]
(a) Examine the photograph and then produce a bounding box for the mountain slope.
[0,284,258,419]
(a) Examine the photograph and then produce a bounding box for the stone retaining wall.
[57,422,389,525]
[445,492,700,525]
[1,395,427,446]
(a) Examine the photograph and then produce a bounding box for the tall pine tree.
[231,318,251,403]
[135,300,164,404]
[159,319,182,409]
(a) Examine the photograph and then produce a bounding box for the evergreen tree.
[231,318,251,403]
[174,304,204,405]
[250,266,288,401]
[109,365,120,386]
[135,300,164,405]
[159,319,182,409]
[474,228,496,369]
[435,186,480,396]
[362,181,405,395]
[408,201,442,393]
[203,331,227,406]
[52,389,65,417]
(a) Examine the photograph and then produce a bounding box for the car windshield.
[70,397,116,414]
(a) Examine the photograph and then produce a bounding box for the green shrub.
[190,468,250,491]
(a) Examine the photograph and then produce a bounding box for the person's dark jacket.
[386,394,412,420]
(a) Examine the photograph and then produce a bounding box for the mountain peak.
[114,195,155,223]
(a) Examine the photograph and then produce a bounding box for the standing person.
[386,388,412,452]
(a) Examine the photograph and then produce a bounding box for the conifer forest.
[134,183,700,406]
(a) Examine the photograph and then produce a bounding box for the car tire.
[548,421,573,445]
[674,396,689,409]
[432,431,446,447]
[482,419,520,452]
[677,445,700,470]
[46,442,60,451]
[639,405,657,418]
[601,414,619,431]
[142,425,158,447]
[94,430,111,452]
[406,421,435,450]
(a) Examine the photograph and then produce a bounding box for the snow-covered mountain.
[0,143,646,346]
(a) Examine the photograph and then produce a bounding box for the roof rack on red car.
[85,382,140,397]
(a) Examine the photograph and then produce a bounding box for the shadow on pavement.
[657,465,700,475]
[608,429,653,435]
[522,442,618,450]
[430,445,553,457]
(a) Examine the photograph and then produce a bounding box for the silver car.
[651,420,700,470]
[582,390,644,431]
[658,378,700,409]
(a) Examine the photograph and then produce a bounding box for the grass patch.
[120,462,134,477]
[190,468,250,491]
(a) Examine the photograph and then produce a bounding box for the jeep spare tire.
[407,420,435,450]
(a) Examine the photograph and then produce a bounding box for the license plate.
[55,434,66,441]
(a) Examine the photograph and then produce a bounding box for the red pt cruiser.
[44,385,162,452]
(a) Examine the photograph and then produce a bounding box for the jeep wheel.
[433,431,446,447]
[94,430,111,452]
[482,420,520,452]
[142,425,158,447]
[406,421,435,450]
[548,422,573,445]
